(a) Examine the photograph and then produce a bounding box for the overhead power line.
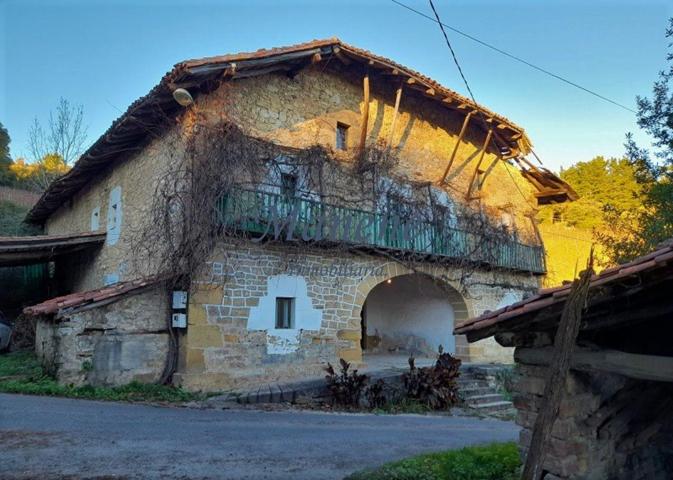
[391,0,637,114]
[426,0,537,209]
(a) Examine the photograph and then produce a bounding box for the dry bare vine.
[129,112,536,382]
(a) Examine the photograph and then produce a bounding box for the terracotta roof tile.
[455,240,673,336]
[24,277,162,317]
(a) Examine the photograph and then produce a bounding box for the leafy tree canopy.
[0,122,14,186]
[599,18,673,263]
[10,154,69,192]
[539,156,643,230]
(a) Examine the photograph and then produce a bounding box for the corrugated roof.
[26,38,550,224]
[23,276,161,317]
[454,240,673,338]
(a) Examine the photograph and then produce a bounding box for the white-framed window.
[275,297,295,329]
[263,155,318,201]
[280,172,298,198]
[90,206,100,231]
[106,186,122,245]
[429,186,458,227]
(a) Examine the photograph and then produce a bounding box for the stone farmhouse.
[15,39,575,391]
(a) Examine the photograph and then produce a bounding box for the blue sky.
[1,0,671,171]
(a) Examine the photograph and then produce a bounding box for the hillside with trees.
[538,157,643,286]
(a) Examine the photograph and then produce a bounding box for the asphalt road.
[0,393,519,480]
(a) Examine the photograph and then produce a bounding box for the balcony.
[217,188,546,274]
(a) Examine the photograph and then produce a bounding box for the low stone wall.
[35,288,169,386]
[512,355,673,479]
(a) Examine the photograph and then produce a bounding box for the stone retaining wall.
[512,357,673,479]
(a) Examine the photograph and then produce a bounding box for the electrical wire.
[392,0,637,114]
[426,0,538,210]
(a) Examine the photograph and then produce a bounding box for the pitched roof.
[454,240,673,341]
[26,38,570,224]
[0,231,106,267]
[23,276,161,317]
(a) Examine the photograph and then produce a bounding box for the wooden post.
[387,82,403,149]
[441,111,473,183]
[359,72,370,152]
[466,128,492,199]
[521,252,594,480]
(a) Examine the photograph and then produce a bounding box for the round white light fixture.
[172,88,194,107]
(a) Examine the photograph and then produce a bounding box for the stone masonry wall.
[512,358,673,479]
[174,242,537,392]
[44,130,182,292]
[42,60,542,297]
[35,287,169,387]
[209,64,540,243]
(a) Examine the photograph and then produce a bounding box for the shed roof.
[26,38,574,224]
[23,276,161,317]
[455,240,673,341]
[0,231,106,267]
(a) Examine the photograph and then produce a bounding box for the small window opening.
[552,210,563,224]
[336,122,349,151]
[275,297,295,329]
[280,173,297,198]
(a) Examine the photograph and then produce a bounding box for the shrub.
[324,358,368,408]
[403,347,461,410]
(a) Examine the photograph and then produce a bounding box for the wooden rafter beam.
[440,111,474,183]
[387,82,404,149]
[359,71,370,151]
[466,128,493,199]
[332,46,351,65]
[515,347,673,383]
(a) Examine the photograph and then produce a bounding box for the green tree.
[0,122,15,186]
[540,156,642,230]
[599,18,673,262]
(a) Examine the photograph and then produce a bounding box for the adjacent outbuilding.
[455,241,673,479]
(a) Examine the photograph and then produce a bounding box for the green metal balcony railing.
[216,188,546,274]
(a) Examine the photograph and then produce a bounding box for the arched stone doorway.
[359,273,468,367]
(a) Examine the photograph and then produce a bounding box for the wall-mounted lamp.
[172,88,194,107]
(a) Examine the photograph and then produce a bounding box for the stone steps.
[459,368,513,414]
[468,400,515,414]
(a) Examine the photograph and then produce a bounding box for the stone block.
[187,305,207,326]
[187,325,223,349]
[190,286,224,305]
[185,348,205,373]
[337,329,361,342]
[338,347,361,363]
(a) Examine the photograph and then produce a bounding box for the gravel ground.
[0,393,519,480]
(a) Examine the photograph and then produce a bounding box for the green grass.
[345,442,520,480]
[0,351,205,403]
